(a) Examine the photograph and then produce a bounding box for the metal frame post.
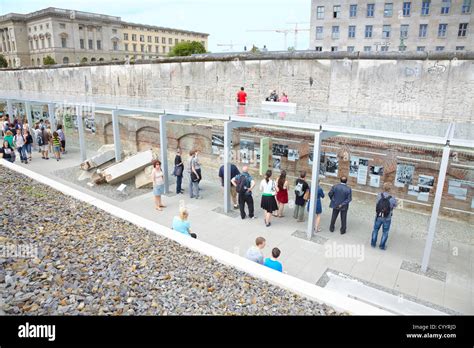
[25,102,33,131]
[223,121,233,213]
[111,109,122,162]
[159,114,169,194]
[307,130,323,238]
[6,100,13,122]
[47,103,56,131]
[421,144,451,272]
[76,105,87,162]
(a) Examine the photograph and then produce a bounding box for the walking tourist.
[276,170,289,217]
[34,124,42,152]
[23,129,33,161]
[237,87,247,105]
[14,128,28,164]
[174,148,184,194]
[307,181,325,232]
[189,150,202,199]
[264,248,283,272]
[40,126,51,160]
[246,237,266,264]
[231,165,256,219]
[328,176,352,235]
[172,207,197,239]
[151,159,166,211]
[57,124,66,154]
[220,163,240,209]
[0,140,15,163]
[371,183,398,250]
[293,171,309,222]
[52,131,61,161]
[260,170,278,227]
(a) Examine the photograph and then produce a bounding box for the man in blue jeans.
[371,183,398,250]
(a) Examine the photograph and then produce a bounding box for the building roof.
[0,7,209,37]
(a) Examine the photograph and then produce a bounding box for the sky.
[0,0,311,52]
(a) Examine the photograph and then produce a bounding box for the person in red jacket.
[237,87,247,105]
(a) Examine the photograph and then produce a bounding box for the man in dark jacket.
[328,176,352,234]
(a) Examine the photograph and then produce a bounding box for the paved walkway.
[14,145,474,314]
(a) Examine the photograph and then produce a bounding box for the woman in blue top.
[172,207,197,239]
[307,181,325,232]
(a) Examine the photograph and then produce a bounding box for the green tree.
[0,55,8,68]
[250,45,260,53]
[168,41,206,57]
[43,55,56,65]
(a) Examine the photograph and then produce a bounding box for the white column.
[48,103,56,131]
[76,105,87,162]
[159,114,169,194]
[112,109,122,162]
[307,131,323,238]
[6,100,13,122]
[25,102,33,132]
[223,121,233,213]
[421,144,451,272]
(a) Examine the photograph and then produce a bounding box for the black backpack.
[236,175,248,194]
[376,194,392,218]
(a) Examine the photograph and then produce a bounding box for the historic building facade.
[310,0,473,52]
[0,7,209,67]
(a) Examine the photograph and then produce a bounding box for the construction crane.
[247,29,291,51]
[286,22,310,50]
[247,22,310,50]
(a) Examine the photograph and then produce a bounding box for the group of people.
[265,90,289,103]
[224,164,398,250]
[1,114,67,164]
[235,87,290,106]
[246,237,283,272]
[151,149,203,211]
[154,147,398,251]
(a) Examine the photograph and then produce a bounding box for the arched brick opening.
[103,121,127,146]
[136,126,160,152]
[177,133,212,155]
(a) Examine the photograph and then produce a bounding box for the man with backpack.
[371,183,398,250]
[293,171,309,222]
[231,165,256,220]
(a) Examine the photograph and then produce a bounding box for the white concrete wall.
[0,56,472,124]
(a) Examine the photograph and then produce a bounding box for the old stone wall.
[0,52,473,124]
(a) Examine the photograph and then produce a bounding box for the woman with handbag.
[259,170,279,227]
[151,160,166,211]
[174,148,184,194]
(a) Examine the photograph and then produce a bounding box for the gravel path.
[0,165,341,316]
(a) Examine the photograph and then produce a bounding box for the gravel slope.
[0,165,341,316]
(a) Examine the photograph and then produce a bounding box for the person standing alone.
[174,148,184,194]
[328,176,352,235]
[237,87,247,105]
[151,160,166,211]
[371,183,397,250]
